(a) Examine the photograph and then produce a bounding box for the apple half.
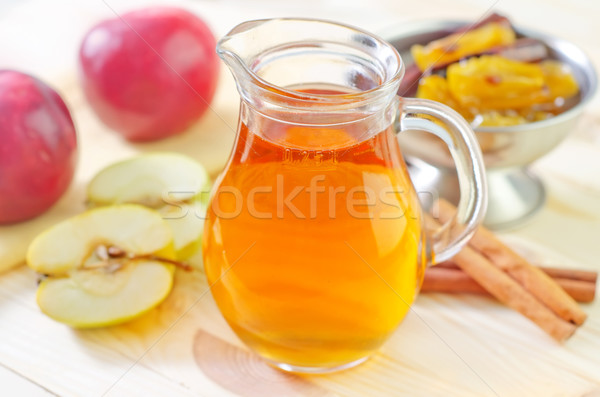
[87,153,209,259]
[27,205,176,328]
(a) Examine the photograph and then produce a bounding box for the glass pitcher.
[203,18,487,373]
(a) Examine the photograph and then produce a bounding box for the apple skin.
[0,70,77,224]
[79,7,219,142]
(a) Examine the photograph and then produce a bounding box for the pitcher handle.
[399,97,487,263]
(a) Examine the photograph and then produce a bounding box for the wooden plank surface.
[1,0,600,396]
[0,363,56,397]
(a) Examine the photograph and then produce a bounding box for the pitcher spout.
[216,18,404,118]
[216,19,268,82]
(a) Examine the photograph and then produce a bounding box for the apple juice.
[203,93,426,369]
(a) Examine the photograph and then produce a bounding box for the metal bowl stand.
[407,156,546,230]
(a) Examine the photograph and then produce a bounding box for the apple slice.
[159,199,207,260]
[27,205,176,328]
[87,153,209,260]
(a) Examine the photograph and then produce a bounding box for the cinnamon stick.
[434,199,587,326]
[552,278,597,304]
[423,266,597,303]
[438,260,598,283]
[538,267,598,284]
[454,13,511,33]
[427,214,576,341]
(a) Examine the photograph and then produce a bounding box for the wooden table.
[1,0,599,395]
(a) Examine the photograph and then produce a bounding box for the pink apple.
[79,7,219,142]
[0,70,77,224]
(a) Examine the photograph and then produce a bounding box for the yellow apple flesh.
[87,153,209,259]
[27,205,176,328]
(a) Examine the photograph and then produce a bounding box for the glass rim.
[217,17,405,105]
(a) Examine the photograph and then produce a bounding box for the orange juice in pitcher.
[203,19,487,373]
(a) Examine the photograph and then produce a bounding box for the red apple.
[79,7,219,142]
[0,70,77,224]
